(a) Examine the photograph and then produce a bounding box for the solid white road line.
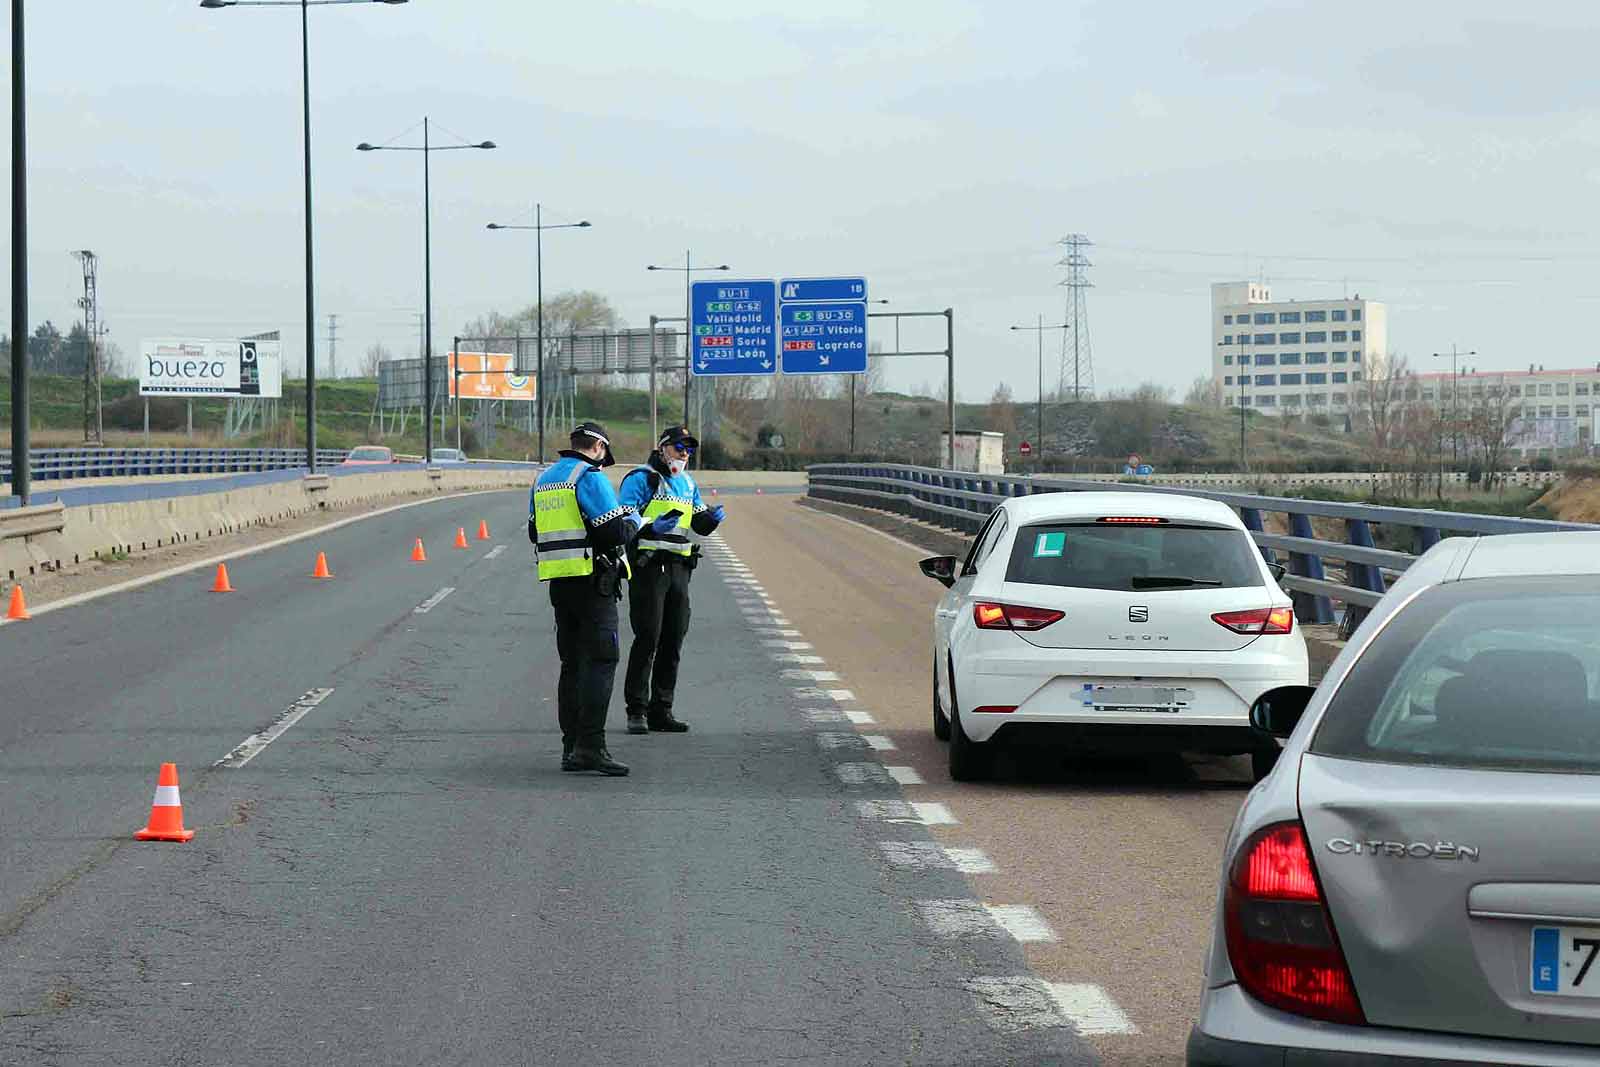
[886,765,925,785]
[483,544,507,560]
[863,734,896,751]
[853,800,958,825]
[414,587,456,614]
[216,688,336,769]
[879,842,996,874]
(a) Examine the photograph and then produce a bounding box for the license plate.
[1531,926,1600,996]
[1080,684,1192,713]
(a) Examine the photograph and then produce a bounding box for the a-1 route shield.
[690,279,777,377]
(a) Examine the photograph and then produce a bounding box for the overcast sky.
[4,0,1599,401]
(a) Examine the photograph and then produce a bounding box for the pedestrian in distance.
[619,425,726,735]
[530,422,683,776]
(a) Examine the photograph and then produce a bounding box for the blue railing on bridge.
[806,463,1596,630]
[1,447,351,483]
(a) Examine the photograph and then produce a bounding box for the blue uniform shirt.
[532,453,642,550]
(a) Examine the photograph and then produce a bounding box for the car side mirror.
[1267,562,1287,582]
[1249,685,1317,739]
[919,555,958,588]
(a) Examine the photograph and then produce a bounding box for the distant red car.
[340,445,394,466]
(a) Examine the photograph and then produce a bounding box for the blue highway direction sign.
[781,301,868,375]
[690,279,778,377]
[780,276,867,303]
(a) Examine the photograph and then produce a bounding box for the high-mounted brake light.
[1097,516,1167,525]
[973,602,1064,631]
[1213,606,1294,635]
[1225,822,1365,1026]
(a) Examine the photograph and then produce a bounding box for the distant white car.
[430,448,469,464]
[921,491,1308,782]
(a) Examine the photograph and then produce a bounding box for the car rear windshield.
[349,448,389,460]
[1004,522,1264,591]
[1312,577,1600,773]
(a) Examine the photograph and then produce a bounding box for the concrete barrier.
[1,467,534,583]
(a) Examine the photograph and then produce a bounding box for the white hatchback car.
[921,491,1309,782]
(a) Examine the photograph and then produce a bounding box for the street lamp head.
[715,264,730,271]
[476,141,497,150]
[377,0,410,4]
[485,223,502,230]
[577,221,592,228]
[198,0,232,7]
[356,142,376,152]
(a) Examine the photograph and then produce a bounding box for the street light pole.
[199,0,410,473]
[11,0,30,505]
[1432,345,1477,477]
[486,208,591,462]
[646,254,730,444]
[359,123,495,466]
[1011,317,1070,472]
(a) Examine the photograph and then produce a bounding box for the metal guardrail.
[806,463,1596,627]
[1,448,350,483]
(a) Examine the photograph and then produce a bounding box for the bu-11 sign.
[690,279,777,377]
[780,302,868,374]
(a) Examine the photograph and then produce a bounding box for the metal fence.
[2,448,349,483]
[807,463,1595,628]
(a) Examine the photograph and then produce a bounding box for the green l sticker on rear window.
[1033,532,1066,558]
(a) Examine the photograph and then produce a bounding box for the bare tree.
[361,342,392,379]
[1184,374,1221,408]
[461,290,620,341]
[1465,386,1520,490]
[1360,353,1411,456]
[986,382,1019,440]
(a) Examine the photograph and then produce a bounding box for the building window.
[1305,331,1327,343]
[1305,310,1327,322]
[1332,372,1347,383]
[1278,311,1301,324]
[1238,354,1251,366]
[1557,406,1571,418]
[1540,405,1555,417]
[1352,309,1362,321]
[1223,354,1233,366]
[1306,372,1327,385]
[1351,330,1362,342]
[1509,385,1522,396]
[1308,394,1327,406]
[1352,371,1362,382]
[1254,313,1276,325]
[1580,404,1591,416]
[1331,351,1348,363]
[1256,395,1276,407]
[1223,315,1233,325]
[1306,352,1328,364]
[1240,396,1251,406]
[1256,353,1277,366]
[1226,396,1235,406]
[1557,383,1571,395]
[1422,389,1435,400]
[1333,392,1347,405]
[1540,384,1554,396]
[1352,353,1362,363]
[1255,374,1276,386]
[1278,332,1301,344]
[1577,383,1590,395]
[1280,373,1302,385]
[1224,375,1233,385]
[1331,330,1348,342]
[1279,353,1301,365]
[1254,333,1275,345]
[1280,394,1301,407]
[1331,309,1347,322]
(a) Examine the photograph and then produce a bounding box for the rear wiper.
[1131,575,1224,589]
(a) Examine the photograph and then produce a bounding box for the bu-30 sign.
[780,276,868,375]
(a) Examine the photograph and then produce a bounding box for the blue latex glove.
[649,513,681,536]
[710,505,726,524]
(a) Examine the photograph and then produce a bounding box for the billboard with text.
[446,352,535,402]
[139,339,282,398]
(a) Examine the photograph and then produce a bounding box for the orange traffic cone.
[5,585,30,621]
[134,763,195,842]
[312,552,333,579]
[211,563,234,593]
[411,538,427,563]
[453,527,469,549]
[476,520,490,541]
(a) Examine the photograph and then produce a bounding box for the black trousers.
[548,576,621,752]
[624,555,693,718]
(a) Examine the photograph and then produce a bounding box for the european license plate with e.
[1532,926,1600,996]
[1081,684,1190,712]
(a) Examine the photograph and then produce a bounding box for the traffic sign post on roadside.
[780,277,868,376]
[690,279,777,377]
[1019,441,1033,457]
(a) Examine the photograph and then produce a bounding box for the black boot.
[561,739,579,772]
[570,747,630,776]
[626,713,649,735]
[648,712,689,733]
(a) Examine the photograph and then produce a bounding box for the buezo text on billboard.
[140,339,283,398]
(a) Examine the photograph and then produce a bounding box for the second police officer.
[619,426,725,735]
[530,421,682,776]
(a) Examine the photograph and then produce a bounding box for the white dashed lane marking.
[483,544,507,560]
[781,669,842,682]
[793,687,856,703]
[855,799,958,825]
[773,654,825,664]
[964,978,1136,1036]
[414,587,456,614]
[863,734,896,751]
[844,710,876,725]
[215,688,336,769]
[762,640,813,650]
[886,765,924,785]
[879,841,996,874]
[918,900,1063,943]
[815,732,869,750]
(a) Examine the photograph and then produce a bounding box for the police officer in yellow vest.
[619,426,725,734]
[531,422,681,775]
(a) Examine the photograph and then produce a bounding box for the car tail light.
[1212,606,1294,635]
[1097,516,1167,525]
[973,603,1064,631]
[971,705,1017,714]
[1224,822,1365,1026]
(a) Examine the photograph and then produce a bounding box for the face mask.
[668,457,687,476]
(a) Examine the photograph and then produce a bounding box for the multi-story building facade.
[1407,366,1600,456]
[1210,281,1389,418]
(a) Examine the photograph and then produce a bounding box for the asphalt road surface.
[0,489,1100,1066]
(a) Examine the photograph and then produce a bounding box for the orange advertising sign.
[446,352,536,402]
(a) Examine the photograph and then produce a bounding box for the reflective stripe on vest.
[634,466,694,556]
[533,477,593,580]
